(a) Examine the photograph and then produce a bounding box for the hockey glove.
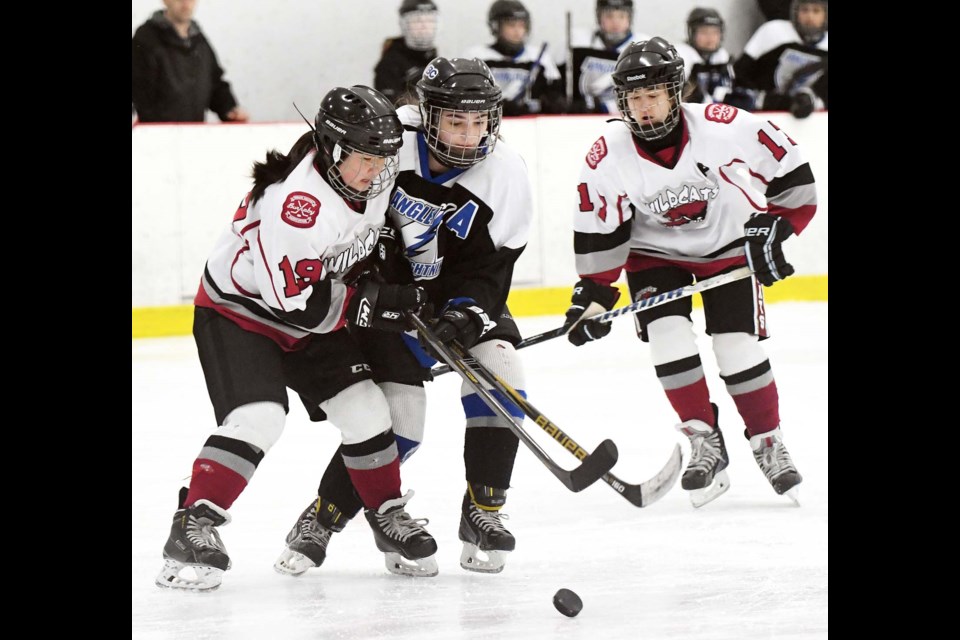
[789,88,815,119]
[346,276,426,332]
[744,213,795,287]
[564,278,620,347]
[419,300,493,358]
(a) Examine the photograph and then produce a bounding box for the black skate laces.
[468,503,511,533]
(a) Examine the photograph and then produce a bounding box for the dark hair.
[249,132,316,204]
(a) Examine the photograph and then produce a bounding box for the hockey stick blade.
[602,444,682,508]
[431,267,753,377]
[408,313,617,492]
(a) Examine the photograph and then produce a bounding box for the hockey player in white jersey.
[156,85,440,591]
[276,56,534,575]
[562,38,816,506]
[462,0,565,115]
[567,0,650,114]
[733,0,828,118]
[674,7,735,105]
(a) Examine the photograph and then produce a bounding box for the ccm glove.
[744,213,795,286]
[419,300,493,357]
[564,278,620,347]
[346,276,426,332]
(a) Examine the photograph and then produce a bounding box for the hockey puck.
[553,588,583,617]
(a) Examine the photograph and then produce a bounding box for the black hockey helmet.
[686,7,724,54]
[314,85,403,200]
[416,57,503,169]
[596,0,633,24]
[791,0,827,45]
[611,37,685,141]
[596,0,633,47]
[488,0,531,37]
[399,0,437,14]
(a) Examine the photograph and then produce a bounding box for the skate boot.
[748,427,803,505]
[155,489,231,591]
[274,496,349,576]
[676,404,730,508]
[458,482,515,573]
[364,490,438,577]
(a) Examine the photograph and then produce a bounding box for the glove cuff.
[575,278,620,311]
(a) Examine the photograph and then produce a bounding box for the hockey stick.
[522,42,548,105]
[408,312,618,493]
[432,266,753,376]
[413,312,681,507]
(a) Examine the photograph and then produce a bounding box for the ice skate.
[676,405,730,508]
[364,490,438,577]
[748,427,803,505]
[155,495,231,591]
[458,483,515,573]
[274,496,349,576]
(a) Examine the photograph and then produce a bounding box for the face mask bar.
[616,81,683,141]
[419,103,503,169]
[327,142,400,201]
[401,11,439,51]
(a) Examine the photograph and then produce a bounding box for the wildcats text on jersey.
[323,227,379,277]
[646,183,719,227]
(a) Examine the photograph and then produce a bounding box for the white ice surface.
[133,302,827,639]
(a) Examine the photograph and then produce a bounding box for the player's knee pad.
[461,339,526,428]
[380,382,426,462]
[467,339,526,391]
[712,332,766,376]
[646,316,698,366]
[321,380,392,445]
[217,401,286,453]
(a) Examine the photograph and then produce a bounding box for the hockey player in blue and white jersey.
[674,7,735,105]
[462,0,566,115]
[733,0,828,118]
[562,38,816,507]
[566,0,650,114]
[276,56,534,575]
[156,86,439,591]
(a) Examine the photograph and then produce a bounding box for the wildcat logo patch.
[704,103,737,123]
[586,136,608,169]
[281,192,319,228]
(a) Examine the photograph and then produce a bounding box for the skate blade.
[689,470,731,508]
[784,485,801,506]
[155,558,224,591]
[273,548,316,576]
[384,552,438,577]
[459,543,508,574]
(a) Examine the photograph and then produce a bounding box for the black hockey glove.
[789,88,815,119]
[760,89,815,119]
[372,223,411,283]
[346,276,426,332]
[419,300,493,358]
[563,278,620,347]
[744,213,795,287]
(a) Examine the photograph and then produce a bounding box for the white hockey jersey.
[196,148,393,350]
[461,42,561,110]
[567,29,650,114]
[386,104,533,317]
[573,102,817,281]
[673,42,735,104]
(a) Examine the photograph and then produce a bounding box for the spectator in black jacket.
[374,0,440,107]
[132,0,249,123]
